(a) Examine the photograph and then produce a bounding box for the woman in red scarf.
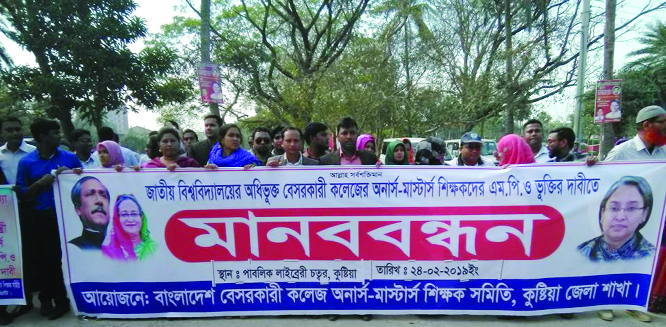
[495,134,536,165]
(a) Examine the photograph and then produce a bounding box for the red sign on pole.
[594,79,622,124]
[198,62,224,104]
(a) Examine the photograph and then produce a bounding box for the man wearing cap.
[447,132,491,166]
[604,105,666,161]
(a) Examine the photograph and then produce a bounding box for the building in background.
[106,108,130,137]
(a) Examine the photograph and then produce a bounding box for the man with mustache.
[522,119,551,163]
[604,105,666,161]
[69,176,110,250]
[319,117,378,165]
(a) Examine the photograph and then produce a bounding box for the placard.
[54,163,666,317]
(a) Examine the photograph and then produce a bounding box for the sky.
[1,0,664,132]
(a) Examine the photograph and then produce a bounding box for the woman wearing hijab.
[102,194,156,261]
[385,139,410,165]
[356,134,376,154]
[207,124,261,169]
[495,134,536,165]
[414,138,448,165]
[97,141,125,171]
[403,139,415,164]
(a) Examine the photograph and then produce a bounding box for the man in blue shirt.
[16,119,81,321]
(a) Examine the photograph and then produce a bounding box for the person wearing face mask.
[318,117,377,166]
[249,127,273,166]
[414,137,449,165]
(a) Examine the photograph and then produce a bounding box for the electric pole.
[504,0,514,134]
[573,0,590,145]
[599,0,616,159]
[201,0,220,116]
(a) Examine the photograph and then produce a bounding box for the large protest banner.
[54,162,666,318]
[0,186,25,305]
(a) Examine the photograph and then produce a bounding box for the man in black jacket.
[547,127,584,162]
[319,117,377,165]
[187,114,223,166]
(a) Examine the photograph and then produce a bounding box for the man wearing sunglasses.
[250,127,273,166]
[447,132,491,166]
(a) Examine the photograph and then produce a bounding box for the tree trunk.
[54,107,75,138]
[404,20,412,136]
[201,0,220,116]
[599,0,616,159]
[504,0,514,134]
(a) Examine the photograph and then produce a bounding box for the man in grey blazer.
[267,127,319,166]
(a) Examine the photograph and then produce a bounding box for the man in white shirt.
[267,127,318,166]
[0,116,36,184]
[70,128,98,169]
[447,132,491,166]
[0,116,36,320]
[605,105,666,161]
[522,119,550,163]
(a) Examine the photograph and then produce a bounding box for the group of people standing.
[0,104,664,324]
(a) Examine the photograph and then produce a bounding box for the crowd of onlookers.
[0,105,664,324]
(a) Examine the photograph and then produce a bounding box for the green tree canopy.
[0,0,191,136]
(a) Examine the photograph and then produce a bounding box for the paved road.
[6,311,666,327]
